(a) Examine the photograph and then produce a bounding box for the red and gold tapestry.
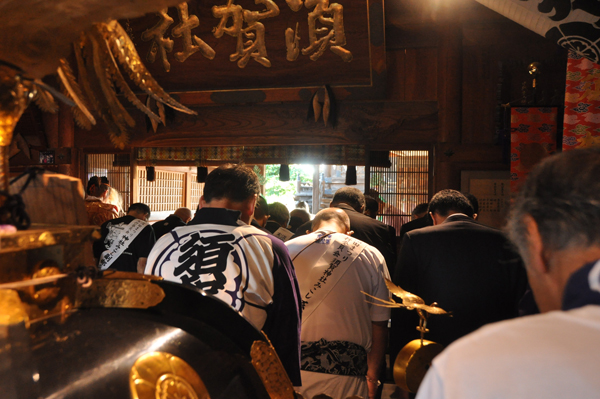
[510,107,557,193]
[563,51,600,151]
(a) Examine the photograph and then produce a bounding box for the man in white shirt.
[286,208,390,399]
[417,148,600,399]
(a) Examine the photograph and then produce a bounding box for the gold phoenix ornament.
[363,279,449,393]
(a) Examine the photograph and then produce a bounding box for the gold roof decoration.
[0,0,197,150]
[0,0,188,79]
[58,21,197,148]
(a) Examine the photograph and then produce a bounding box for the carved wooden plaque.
[125,0,384,101]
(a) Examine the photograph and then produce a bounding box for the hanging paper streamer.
[510,107,557,193]
[563,51,600,151]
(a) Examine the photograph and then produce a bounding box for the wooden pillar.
[312,165,320,214]
[437,20,462,143]
[130,150,139,207]
[58,102,76,176]
[185,170,192,209]
[364,147,371,194]
[436,20,463,191]
[42,112,59,149]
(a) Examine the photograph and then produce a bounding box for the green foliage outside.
[255,164,313,206]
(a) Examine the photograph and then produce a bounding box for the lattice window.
[138,169,185,212]
[190,174,204,211]
[86,154,131,212]
[370,150,429,233]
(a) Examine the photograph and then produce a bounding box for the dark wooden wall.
[11,0,568,192]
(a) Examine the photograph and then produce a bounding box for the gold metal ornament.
[27,260,63,305]
[250,340,295,399]
[0,289,29,326]
[0,66,33,193]
[364,279,450,393]
[130,352,210,399]
[54,20,197,149]
[393,339,443,393]
[75,272,165,309]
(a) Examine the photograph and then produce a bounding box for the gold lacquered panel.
[0,289,29,326]
[251,340,295,399]
[130,352,210,399]
[0,225,98,254]
[76,274,165,309]
[394,339,444,393]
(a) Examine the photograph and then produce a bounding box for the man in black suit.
[294,187,397,276]
[399,203,433,242]
[390,189,527,359]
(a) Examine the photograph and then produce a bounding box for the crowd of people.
[85,148,600,399]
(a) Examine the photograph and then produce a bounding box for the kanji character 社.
[141,8,175,72]
[172,2,216,62]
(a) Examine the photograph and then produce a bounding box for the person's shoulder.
[286,232,315,246]
[404,222,440,239]
[357,241,386,264]
[444,311,569,358]
[100,214,126,227]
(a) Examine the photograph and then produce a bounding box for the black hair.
[464,193,479,215]
[268,202,290,226]
[254,195,269,219]
[331,187,365,212]
[203,164,260,203]
[87,176,100,195]
[289,209,310,233]
[128,203,151,217]
[364,195,379,216]
[428,189,474,218]
[412,202,429,216]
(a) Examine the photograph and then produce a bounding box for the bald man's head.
[312,208,351,234]
[174,207,192,223]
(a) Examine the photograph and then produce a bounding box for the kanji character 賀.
[212,0,279,68]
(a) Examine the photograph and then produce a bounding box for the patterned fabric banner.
[563,50,600,150]
[511,107,558,193]
[475,0,600,63]
[137,145,371,165]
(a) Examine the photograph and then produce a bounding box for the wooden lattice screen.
[138,168,185,212]
[190,173,204,211]
[86,154,131,211]
[370,150,429,233]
